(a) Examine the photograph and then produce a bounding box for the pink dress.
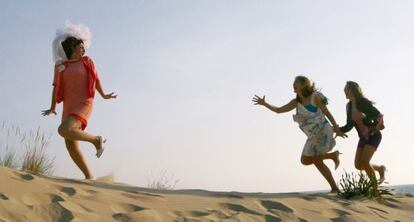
[53,57,99,130]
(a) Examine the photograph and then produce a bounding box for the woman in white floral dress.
[253,76,346,193]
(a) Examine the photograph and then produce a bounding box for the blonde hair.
[345,81,374,109]
[294,76,315,97]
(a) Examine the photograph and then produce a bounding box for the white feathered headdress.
[52,21,92,62]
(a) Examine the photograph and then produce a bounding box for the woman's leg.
[321,151,341,169]
[360,145,378,195]
[301,151,341,169]
[313,156,339,193]
[301,156,315,166]
[65,139,93,179]
[301,155,339,192]
[58,116,101,151]
[364,132,385,183]
[354,147,364,170]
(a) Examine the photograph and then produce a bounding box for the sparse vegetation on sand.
[147,169,180,190]
[338,171,393,199]
[0,122,55,175]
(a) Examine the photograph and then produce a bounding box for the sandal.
[96,136,107,158]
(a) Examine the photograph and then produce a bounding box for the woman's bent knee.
[58,124,71,137]
[361,162,373,171]
[57,125,66,137]
[301,156,313,166]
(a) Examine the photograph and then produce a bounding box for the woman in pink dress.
[42,22,116,179]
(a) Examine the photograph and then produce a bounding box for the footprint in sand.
[22,193,65,206]
[52,185,92,198]
[322,208,352,218]
[261,200,294,213]
[21,174,35,181]
[60,187,77,196]
[265,214,282,222]
[206,209,232,219]
[110,203,145,214]
[187,210,211,217]
[30,202,74,222]
[112,213,133,222]
[221,203,262,216]
[331,215,370,222]
[0,193,9,200]
[113,209,166,222]
[176,209,233,220]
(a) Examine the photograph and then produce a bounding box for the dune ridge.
[0,166,413,222]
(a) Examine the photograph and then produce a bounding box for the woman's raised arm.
[252,95,296,114]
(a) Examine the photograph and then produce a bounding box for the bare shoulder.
[313,93,327,106]
[314,93,323,102]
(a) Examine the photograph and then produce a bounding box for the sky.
[0,0,413,193]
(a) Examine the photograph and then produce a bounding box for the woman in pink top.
[340,81,386,196]
[42,29,116,179]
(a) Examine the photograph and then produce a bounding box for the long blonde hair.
[345,81,374,109]
[294,76,315,97]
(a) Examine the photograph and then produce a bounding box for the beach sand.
[0,166,412,222]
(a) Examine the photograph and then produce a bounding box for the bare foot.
[329,188,339,194]
[85,175,95,180]
[378,165,387,184]
[333,151,342,170]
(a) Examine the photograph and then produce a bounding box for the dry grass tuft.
[0,122,55,175]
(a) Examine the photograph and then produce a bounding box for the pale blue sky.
[0,1,413,192]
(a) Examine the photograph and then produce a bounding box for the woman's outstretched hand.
[41,108,57,116]
[103,92,117,100]
[252,95,266,106]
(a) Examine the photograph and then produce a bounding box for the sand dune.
[0,167,412,222]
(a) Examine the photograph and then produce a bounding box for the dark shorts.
[358,131,382,149]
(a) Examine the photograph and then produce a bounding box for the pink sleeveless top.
[351,105,370,138]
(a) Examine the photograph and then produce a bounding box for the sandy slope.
[0,166,412,222]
